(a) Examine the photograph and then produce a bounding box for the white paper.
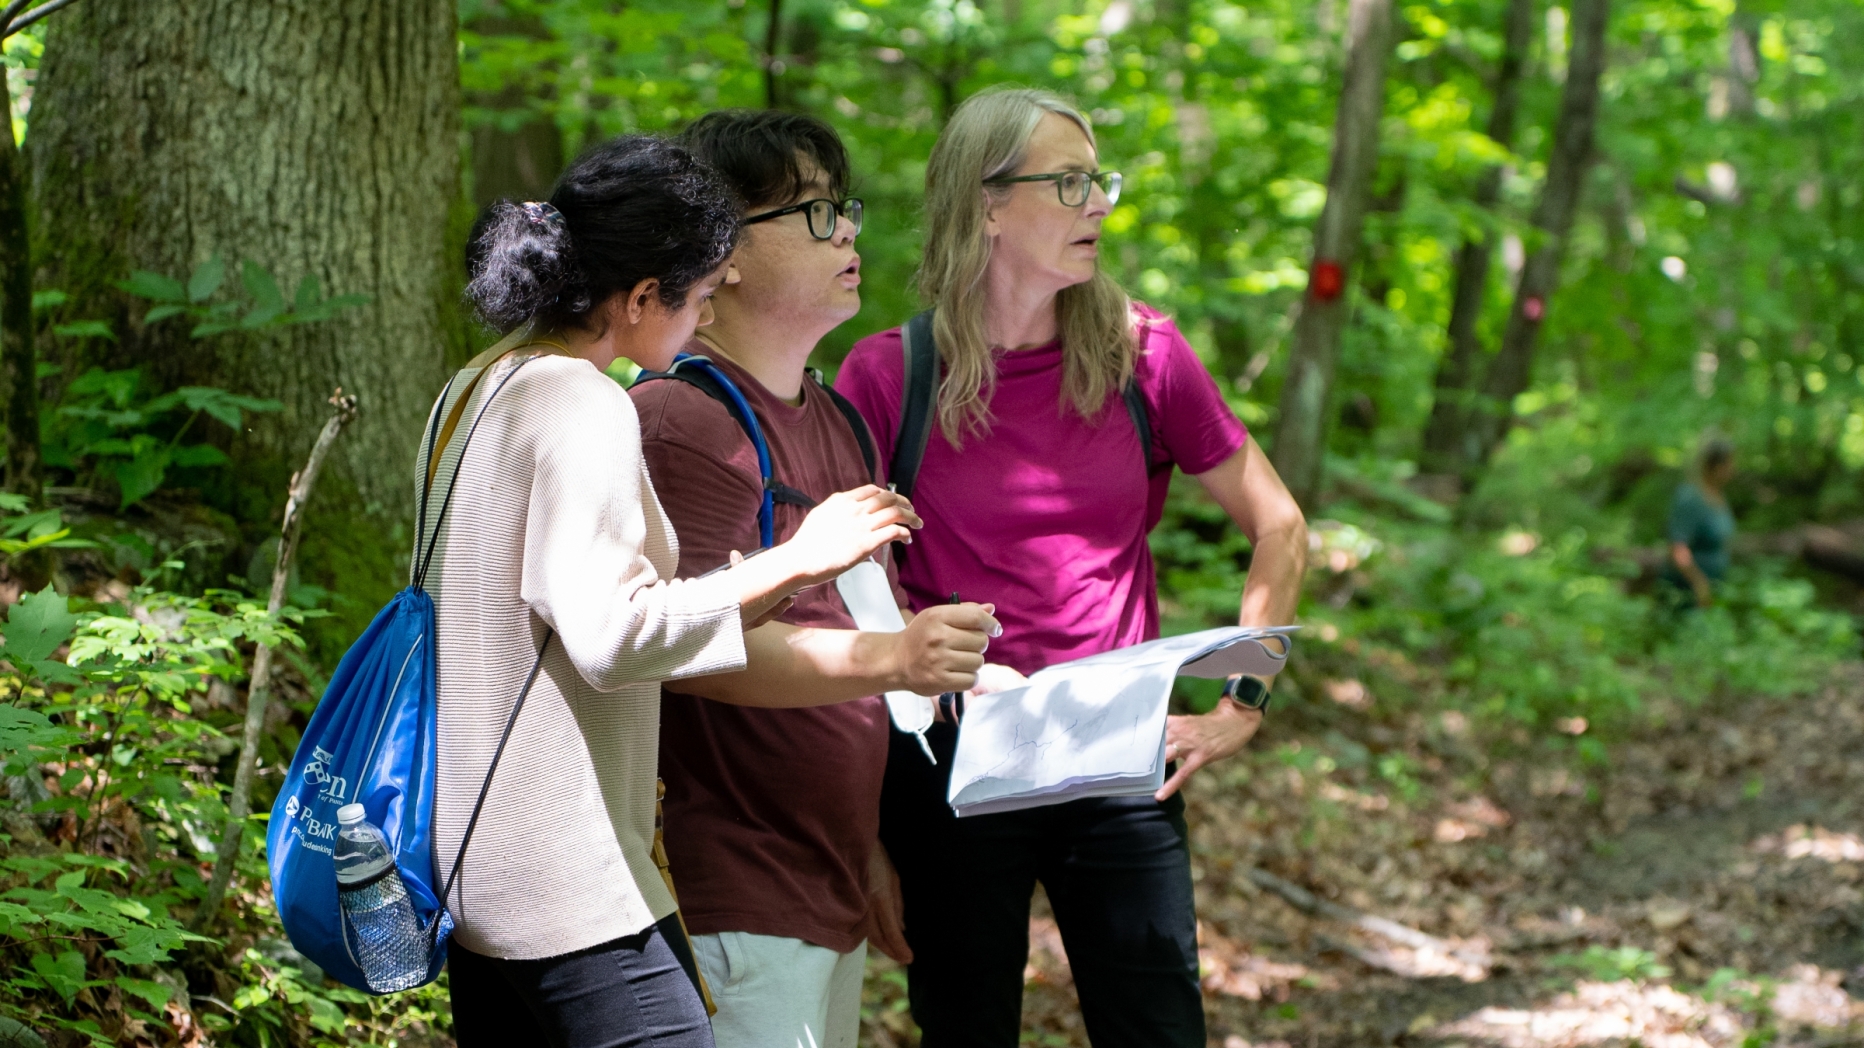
[833,560,935,736]
[946,626,1295,817]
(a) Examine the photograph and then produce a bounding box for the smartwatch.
[1223,674,1272,712]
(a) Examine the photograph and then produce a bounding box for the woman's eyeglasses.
[983,170,1122,208]
[742,197,864,240]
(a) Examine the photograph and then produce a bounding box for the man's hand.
[888,603,998,696]
[862,842,913,964]
[1155,698,1264,801]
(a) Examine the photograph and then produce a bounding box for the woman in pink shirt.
[837,88,1307,1047]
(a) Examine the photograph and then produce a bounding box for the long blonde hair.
[917,87,1136,444]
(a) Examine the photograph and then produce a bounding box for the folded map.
[946,626,1297,817]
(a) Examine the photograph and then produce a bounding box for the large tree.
[1269,0,1396,508]
[27,0,463,543]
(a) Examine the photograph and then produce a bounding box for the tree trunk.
[1462,0,1609,468]
[0,68,40,499]
[27,0,461,537]
[1418,0,1537,476]
[1269,0,1394,509]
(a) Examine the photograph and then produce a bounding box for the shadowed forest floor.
[861,667,1864,1047]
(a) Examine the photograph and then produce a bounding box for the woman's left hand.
[1156,699,1263,801]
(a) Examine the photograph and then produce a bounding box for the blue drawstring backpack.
[268,352,551,992]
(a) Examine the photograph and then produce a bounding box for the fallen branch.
[195,390,358,931]
[1246,866,1490,977]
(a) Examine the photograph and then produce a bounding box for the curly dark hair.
[464,135,742,334]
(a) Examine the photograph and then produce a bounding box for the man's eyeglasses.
[983,170,1122,207]
[742,197,864,240]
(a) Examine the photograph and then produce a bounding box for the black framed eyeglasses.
[983,170,1122,207]
[742,197,864,240]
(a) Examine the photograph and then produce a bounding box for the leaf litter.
[862,666,1864,1046]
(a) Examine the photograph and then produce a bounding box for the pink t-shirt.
[835,305,1248,676]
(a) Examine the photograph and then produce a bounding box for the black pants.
[449,915,715,1048]
[881,722,1204,1048]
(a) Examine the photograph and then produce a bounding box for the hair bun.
[464,199,587,333]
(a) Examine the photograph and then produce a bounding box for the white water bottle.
[334,804,426,992]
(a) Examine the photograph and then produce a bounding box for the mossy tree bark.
[27,0,463,539]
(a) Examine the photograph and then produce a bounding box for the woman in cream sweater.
[426,136,918,1046]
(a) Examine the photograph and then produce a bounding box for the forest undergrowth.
[859,661,1864,1048]
[0,463,1859,1047]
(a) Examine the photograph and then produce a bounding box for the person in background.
[836,88,1308,1048]
[629,109,1003,1048]
[1664,435,1737,608]
[433,135,921,1048]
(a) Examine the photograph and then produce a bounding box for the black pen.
[939,591,964,723]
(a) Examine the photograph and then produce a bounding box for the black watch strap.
[1223,675,1272,712]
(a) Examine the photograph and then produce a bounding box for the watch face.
[1229,676,1271,710]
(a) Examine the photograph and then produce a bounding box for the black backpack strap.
[810,368,879,483]
[767,481,818,509]
[431,628,553,943]
[891,310,939,500]
[1122,379,1154,474]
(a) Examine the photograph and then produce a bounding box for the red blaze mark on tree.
[1310,260,1345,302]
[1523,296,1545,322]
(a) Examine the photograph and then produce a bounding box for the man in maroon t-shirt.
[630,111,1004,1048]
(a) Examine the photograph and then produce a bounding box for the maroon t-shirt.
[629,346,902,953]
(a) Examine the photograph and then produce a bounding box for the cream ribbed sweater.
[417,347,747,960]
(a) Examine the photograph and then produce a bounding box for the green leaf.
[305,993,349,1033]
[174,387,244,428]
[0,492,27,512]
[3,586,77,666]
[117,271,186,303]
[142,304,188,323]
[187,255,227,303]
[65,366,142,407]
[0,704,74,768]
[115,975,173,1011]
[189,320,238,339]
[30,949,86,1002]
[114,448,172,509]
[175,387,282,428]
[240,261,287,328]
[169,444,229,468]
[3,509,63,540]
[31,290,68,311]
[293,273,324,312]
[52,321,116,342]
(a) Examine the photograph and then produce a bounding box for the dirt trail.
[862,667,1864,1047]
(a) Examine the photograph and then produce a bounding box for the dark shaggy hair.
[677,109,851,210]
[464,135,742,334]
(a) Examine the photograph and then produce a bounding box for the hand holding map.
[946,626,1296,817]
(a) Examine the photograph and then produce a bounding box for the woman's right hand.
[778,485,922,587]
